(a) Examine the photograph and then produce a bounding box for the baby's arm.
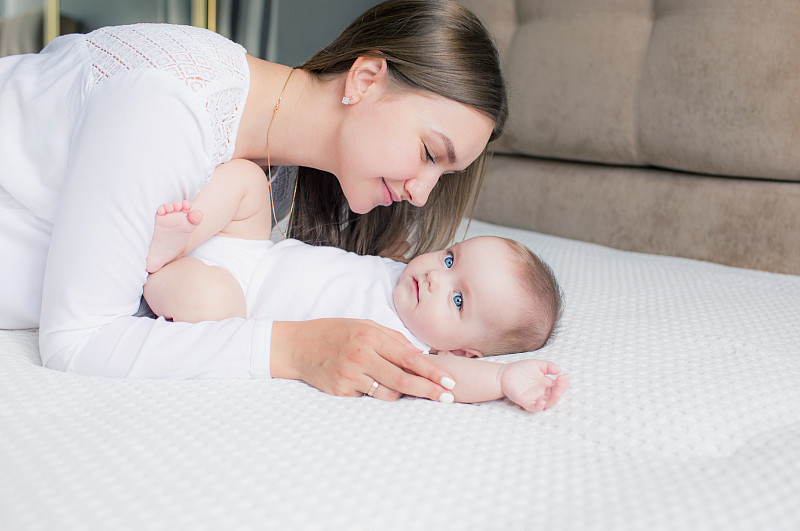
[146,159,272,272]
[422,353,568,412]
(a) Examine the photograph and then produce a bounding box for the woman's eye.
[444,253,454,268]
[424,145,435,164]
[452,292,463,309]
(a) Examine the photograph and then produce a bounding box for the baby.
[144,161,568,412]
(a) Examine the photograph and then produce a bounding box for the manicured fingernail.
[440,376,456,390]
[438,392,454,404]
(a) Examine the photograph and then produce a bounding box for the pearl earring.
[341,96,351,105]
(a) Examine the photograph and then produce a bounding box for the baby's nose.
[426,270,439,290]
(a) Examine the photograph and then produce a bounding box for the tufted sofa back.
[462,0,800,182]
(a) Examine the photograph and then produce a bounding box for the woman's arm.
[39,70,455,400]
[39,71,271,378]
[423,353,568,412]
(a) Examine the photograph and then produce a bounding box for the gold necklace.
[266,67,298,240]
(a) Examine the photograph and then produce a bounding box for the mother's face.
[335,88,494,214]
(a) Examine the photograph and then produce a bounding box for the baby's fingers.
[538,360,561,375]
[544,374,569,409]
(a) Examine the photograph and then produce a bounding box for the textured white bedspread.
[2,219,799,530]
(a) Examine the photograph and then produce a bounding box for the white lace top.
[85,24,250,169]
[0,25,273,379]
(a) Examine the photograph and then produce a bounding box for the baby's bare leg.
[146,159,272,273]
[143,257,245,322]
[185,159,273,247]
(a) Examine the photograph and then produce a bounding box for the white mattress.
[2,219,799,530]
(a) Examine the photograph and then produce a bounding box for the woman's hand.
[269,319,456,402]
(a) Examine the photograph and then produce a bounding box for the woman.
[0,0,507,402]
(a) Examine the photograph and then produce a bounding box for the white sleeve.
[39,70,272,379]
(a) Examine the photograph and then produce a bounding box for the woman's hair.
[481,238,564,356]
[288,0,508,259]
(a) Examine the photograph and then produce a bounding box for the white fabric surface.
[1,219,799,530]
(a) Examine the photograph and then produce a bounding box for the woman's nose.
[405,169,440,207]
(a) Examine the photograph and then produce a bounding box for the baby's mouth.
[413,278,419,302]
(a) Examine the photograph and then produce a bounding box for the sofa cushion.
[474,155,800,274]
[461,0,800,182]
[505,0,653,165]
[639,0,800,181]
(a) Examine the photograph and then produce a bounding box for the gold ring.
[367,379,379,397]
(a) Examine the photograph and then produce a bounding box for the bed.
[2,218,798,530]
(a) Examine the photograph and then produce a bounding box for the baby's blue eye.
[444,254,454,268]
[453,293,463,309]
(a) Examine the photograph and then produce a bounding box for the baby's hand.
[500,359,568,413]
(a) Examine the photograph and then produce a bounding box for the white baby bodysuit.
[188,237,428,350]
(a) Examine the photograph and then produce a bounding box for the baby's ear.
[445,349,483,359]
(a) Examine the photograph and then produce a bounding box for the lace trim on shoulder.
[85,24,249,167]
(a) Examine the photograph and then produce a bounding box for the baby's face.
[393,236,524,356]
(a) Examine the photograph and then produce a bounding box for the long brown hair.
[288,0,508,259]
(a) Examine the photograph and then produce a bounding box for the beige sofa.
[461,0,800,275]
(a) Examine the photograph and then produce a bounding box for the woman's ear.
[343,55,388,105]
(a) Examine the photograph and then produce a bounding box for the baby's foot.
[146,200,204,273]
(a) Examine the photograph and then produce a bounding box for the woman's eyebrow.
[433,130,456,164]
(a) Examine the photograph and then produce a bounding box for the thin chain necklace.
[266,67,297,240]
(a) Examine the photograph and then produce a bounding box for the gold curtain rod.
[44,0,60,44]
[193,0,217,32]
[208,0,217,32]
[45,0,216,45]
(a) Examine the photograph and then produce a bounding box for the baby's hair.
[481,238,564,356]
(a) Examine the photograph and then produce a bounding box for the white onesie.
[188,237,428,350]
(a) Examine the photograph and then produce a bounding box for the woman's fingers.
[367,325,455,403]
[365,378,402,402]
[372,322,457,389]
